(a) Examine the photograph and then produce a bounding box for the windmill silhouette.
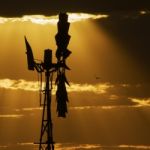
[24,13,71,150]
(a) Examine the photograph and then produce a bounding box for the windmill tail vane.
[24,36,35,71]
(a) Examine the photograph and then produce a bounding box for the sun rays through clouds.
[0,10,150,150]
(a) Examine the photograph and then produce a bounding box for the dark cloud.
[107,83,150,99]
[0,0,150,17]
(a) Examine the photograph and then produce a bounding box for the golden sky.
[0,12,150,150]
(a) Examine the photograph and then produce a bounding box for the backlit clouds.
[1,143,150,150]
[0,78,150,109]
[0,79,39,91]
[68,82,112,94]
[13,143,150,150]
[0,11,148,25]
[0,114,23,118]
[139,10,150,15]
[56,143,101,150]
[0,13,108,25]
[0,78,112,94]
[119,145,150,149]
[57,144,150,150]
[131,98,150,107]
[17,142,33,146]
[69,105,117,110]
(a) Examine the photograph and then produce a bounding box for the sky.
[0,0,150,16]
[0,1,150,150]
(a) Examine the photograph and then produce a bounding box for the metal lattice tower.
[38,68,55,150]
[24,13,71,150]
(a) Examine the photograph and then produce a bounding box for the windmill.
[24,13,71,150]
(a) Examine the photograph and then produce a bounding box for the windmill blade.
[24,36,35,70]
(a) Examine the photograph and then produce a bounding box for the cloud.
[130,98,150,107]
[55,143,102,150]
[0,13,108,25]
[109,94,120,100]
[1,10,148,25]
[0,145,8,149]
[2,143,150,150]
[69,106,117,110]
[0,114,23,118]
[17,142,33,146]
[107,83,150,101]
[0,79,39,91]
[139,10,150,15]
[49,143,150,150]
[68,83,113,94]
[0,78,150,109]
[22,107,42,111]
[56,143,150,149]
[0,78,112,94]
[119,145,150,149]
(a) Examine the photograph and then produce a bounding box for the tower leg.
[39,71,54,150]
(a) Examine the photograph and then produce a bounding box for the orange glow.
[0,12,149,150]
